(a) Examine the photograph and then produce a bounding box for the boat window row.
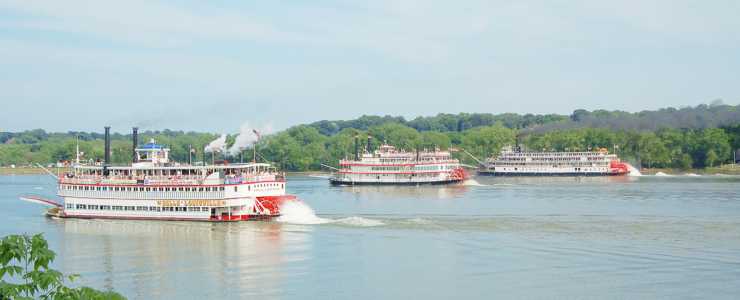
[493,162,603,167]
[499,157,609,161]
[496,167,603,172]
[503,153,609,158]
[61,185,227,192]
[66,203,211,212]
[417,165,442,171]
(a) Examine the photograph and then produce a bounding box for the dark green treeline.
[2,103,740,170]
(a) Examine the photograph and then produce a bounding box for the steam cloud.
[204,134,227,153]
[227,122,273,156]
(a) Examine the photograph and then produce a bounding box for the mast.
[354,134,359,161]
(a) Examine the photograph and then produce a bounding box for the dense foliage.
[308,101,740,134]
[0,130,217,166]
[1,104,739,171]
[0,233,125,299]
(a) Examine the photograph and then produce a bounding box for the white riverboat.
[45,127,294,221]
[479,146,630,176]
[329,137,468,185]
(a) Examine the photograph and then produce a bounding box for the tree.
[460,125,516,163]
[368,123,421,150]
[0,233,125,299]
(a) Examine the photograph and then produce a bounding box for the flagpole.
[252,129,261,163]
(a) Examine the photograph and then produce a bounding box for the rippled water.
[2,174,740,299]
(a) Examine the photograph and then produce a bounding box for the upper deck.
[339,144,459,166]
[61,137,283,186]
[486,147,620,165]
[60,163,284,186]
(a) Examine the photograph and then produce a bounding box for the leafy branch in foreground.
[0,233,125,300]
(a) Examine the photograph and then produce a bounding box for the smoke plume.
[227,122,273,156]
[204,134,227,153]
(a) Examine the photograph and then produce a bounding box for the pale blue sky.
[1,1,739,133]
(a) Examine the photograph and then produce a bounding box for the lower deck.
[478,171,626,177]
[329,178,464,185]
[59,194,290,221]
[330,171,462,185]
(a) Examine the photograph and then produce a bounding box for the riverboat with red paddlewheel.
[329,136,469,185]
[26,127,296,222]
[478,146,630,176]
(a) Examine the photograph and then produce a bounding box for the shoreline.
[3,166,739,176]
[0,167,69,176]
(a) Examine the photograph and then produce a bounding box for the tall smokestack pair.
[367,136,373,153]
[104,127,140,166]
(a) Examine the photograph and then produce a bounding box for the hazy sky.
[1,1,739,133]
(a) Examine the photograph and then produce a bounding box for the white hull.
[330,172,463,185]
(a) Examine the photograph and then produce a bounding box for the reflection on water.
[333,184,469,199]
[54,219,310,299]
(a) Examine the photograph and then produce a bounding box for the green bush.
[0,233,125,299]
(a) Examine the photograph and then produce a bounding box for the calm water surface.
[2,174,740,299]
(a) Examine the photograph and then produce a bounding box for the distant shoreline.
[3,166,739,176]
[0,167,69,176]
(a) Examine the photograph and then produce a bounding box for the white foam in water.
[626,163,642,176]
[408,217,431,225]
[462,179,487,186]
[654,172,672,177]
[333,216,385,227]
[684,173,700,177]
[277,201,385,227]
[276,201,331,225]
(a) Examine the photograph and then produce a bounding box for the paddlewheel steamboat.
[478,146,630,176]
[329,136,468,185]
[39,127,294,221]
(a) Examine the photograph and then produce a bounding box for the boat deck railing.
[59,173,285,186]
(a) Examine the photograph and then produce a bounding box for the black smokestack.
[515,134,521,152]
[367,135,372,153]
[354,134,359,161]
[104,126,111,165]
[132,127,138,163]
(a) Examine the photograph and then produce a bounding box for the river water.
[2,174,740,299]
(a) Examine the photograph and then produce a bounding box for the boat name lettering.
[156,200,226,207]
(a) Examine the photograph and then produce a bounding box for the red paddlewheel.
[609,160,629,174]
[450,168,469,181]
[256,195,297,216]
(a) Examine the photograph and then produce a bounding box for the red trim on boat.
[59,213,278,222]
[339,162,458,167]
[337,170,453,175]
[56,180,286,188]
